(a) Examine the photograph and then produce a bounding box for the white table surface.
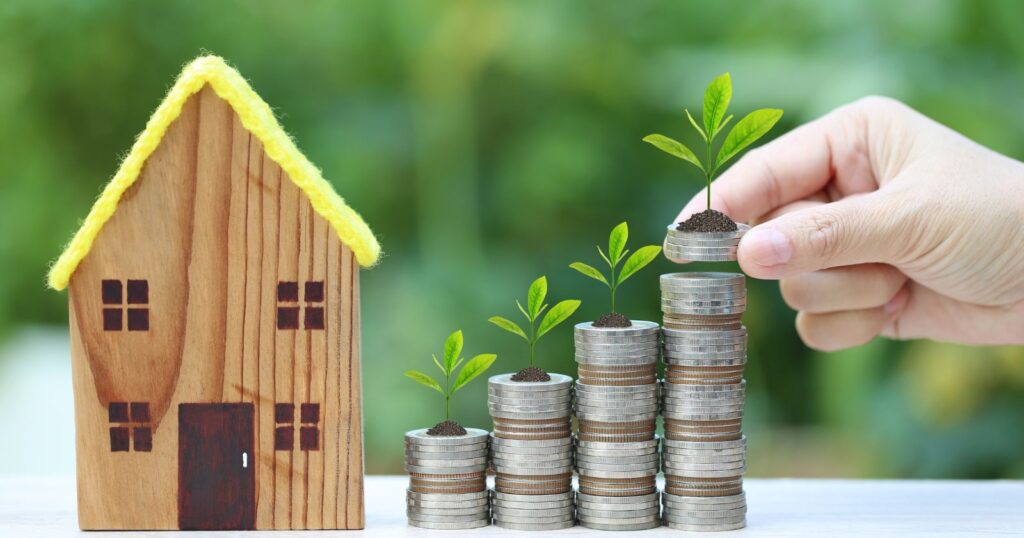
[1,475,1022,536]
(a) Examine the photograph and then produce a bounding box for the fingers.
[797,286,909,351]
[779,264,907,314]
[674,100,874,224]
[737,191,919,279]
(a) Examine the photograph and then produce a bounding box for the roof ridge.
[47,55,380,291]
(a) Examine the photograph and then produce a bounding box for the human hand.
[670,97,1024,351]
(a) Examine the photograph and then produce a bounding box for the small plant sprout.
[569,221,661,317]
[404,330,497,422]
[643,72,783,212]
[489,276,581,371]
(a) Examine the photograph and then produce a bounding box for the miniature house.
[47,56,380,530]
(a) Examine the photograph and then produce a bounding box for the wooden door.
[178,403,255,530]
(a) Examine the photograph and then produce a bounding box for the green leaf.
[642,134,704,173]
[431,354,445,376]
[404,370,444,395]
[536,299,581,339]
[597,246,613,269]
[618,245,662,284]
[452,357,465,373]
[715,108,784,170]
[443,330,463,374]
[608,222,628,265]
[685,109,707,142]
[489,316,528,341]
[569,262,609,287]
[527,276,547,320]
[451,354,497,394]
[715,114,734,139]
[515,299,529,320]
[703,72,732,137]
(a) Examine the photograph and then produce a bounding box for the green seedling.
[489,276,581,368]
[643,72,783,210]
[404,330,497,420]
[569,221,661,314]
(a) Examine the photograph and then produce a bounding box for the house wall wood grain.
[67,85,364,530]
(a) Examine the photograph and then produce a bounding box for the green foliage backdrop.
[1,0,1022,477]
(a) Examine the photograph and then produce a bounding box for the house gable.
[48,55,380,291]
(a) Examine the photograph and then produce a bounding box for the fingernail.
[743,227,792,267]
[884,287,908,314]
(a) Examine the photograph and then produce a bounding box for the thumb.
[737,192,914,279]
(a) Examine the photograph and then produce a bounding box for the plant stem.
[444,371,450,420]
[706,138,713,210]
[528,318,536,366]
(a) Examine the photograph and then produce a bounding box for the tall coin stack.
[488,373,575,530]
[405,428,491,529]
[660,222,749,532]
[573,321,662,531]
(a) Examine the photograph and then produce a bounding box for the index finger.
[674,103,863,225]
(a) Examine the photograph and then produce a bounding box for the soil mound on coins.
[677,209,737,232]
[593,312,632,327]
[511,366,551,382]
[426,420,467,436]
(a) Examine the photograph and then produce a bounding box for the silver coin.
[574,392,658,404]
[405,455,489,467]
[665,252,740,262]
[493,513,575,525]
[488,373,573,391]
[577,449,659,460]
[661,468,745,478]
[575,400,659,411]
[574,437,660,449]
[664,380,747,392]
[662,455,745,466]
[577,507,659,519]
[577,468,658,479]
[663,512,747,524]
[577,491,658,503]
[490,435,572,448]
[662,402,745,412]
[575,411,658,422]
[575,382,658,394]
[660,271,744,285]
[661,295,748,306]
[492,458,574,468]
[404,442,488,455]
[490,446,572,456]
[574,348,661,359]
[664,357,747,367]
[664,496,746,509]
[579,520,660,531]
[407,498,490,509]
[577,499,660,511]
[576,462,659,473]
[665,520,746,531]
[576,456,659,467]
[492,465,574,475]
[407,505,490,517]
[488,393,571,404]
[574,320,660,336]
[574,336,659,347]
[405,428,489,446]
[494,519,575,530]
[664,326,746,337]
[492,490,573,502]
[575,356,660,367]
[666,223,749,238]
[404,448,489,460]
[405,489,489,501]
[488,402,571,413]
[577,514,661,525]
[489,410,572,420]
[408,519,490,530]
[407,511,492,523]
[661,388,746,400]
[664,448,747,459]
[663,502,747,514]
[404,463,487,475]
[492,499,573,510]
[491,451,572,463]
[492,506,574,518]
[574,340,660,350]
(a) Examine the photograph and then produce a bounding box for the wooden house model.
[47,56,381,530]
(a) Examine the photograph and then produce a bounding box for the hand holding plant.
[643,72,783,232]
[489,276,581,381]
[569,221,661,327]
[405,330,497,435]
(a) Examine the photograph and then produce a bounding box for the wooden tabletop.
[2,475,1022,536]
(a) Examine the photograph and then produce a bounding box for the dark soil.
[426,420,467,436]
[677,209,738,232]
[511,366,551,382]
[593,312,632,328]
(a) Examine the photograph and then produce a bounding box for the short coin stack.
[488,373,575,530]
[405,428,490,529]
[660,223,749,532]
[573,321,662,530]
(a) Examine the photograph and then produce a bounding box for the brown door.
[178,403,255,530]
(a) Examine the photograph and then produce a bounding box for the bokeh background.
[2,0,1022,479]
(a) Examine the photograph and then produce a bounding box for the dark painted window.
[275,402,321,451]
[101,279,149,332]
[108,401,152,452]
[277,281,325,331]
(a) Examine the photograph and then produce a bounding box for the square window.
[277,307,299,330]
[305,307,325,330]
[300,426,319,451]
[300,403,320,424]
[110,427,129,452]
[101,280,122,305]
[134,427,152,452]
[305,281,324,303]
[275,403,294,424]
[108,402,129,423]
[274,426,294,451]
[126,280,149,304]
[278,281,299,302]
[127,309,149,331]
[130,402,150,423]
[103,308,123,331]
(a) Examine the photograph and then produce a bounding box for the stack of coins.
[664,223,750,262]
[488,373,575,530]
[573,321,662,530]
[659,265,749,530]
[404,428,490,529]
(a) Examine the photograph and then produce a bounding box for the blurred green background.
[1,0,1022,478]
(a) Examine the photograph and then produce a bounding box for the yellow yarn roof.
[47,55,381,291]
